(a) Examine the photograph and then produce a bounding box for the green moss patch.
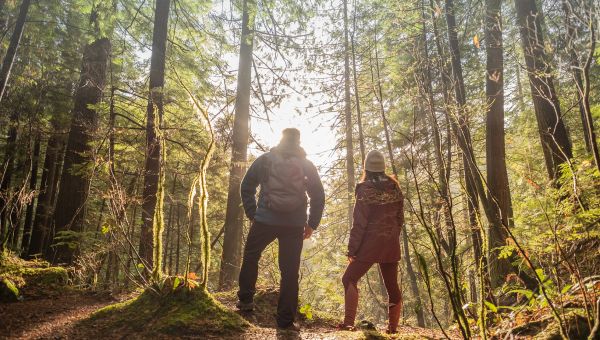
[86,281,248,337]
[0,253,68,298]
[0,277,20,302]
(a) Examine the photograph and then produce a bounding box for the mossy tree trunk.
[139,0,170,282]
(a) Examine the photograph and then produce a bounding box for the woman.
[339,150,403,333]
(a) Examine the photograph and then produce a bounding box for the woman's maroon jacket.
[347,178,404,263]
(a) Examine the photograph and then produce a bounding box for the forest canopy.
[0,0,599,339]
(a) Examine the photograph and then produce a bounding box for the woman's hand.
[347,256,356,263]
[303,225,314,239]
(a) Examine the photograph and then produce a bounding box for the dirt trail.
[0,291,114,339]
[0,290,453,339]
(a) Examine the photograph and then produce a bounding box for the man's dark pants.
[238,221,304,328]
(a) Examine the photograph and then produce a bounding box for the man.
[237,128,325,331]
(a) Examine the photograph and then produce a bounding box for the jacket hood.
[271,143,307,158]
[359,179,402,205]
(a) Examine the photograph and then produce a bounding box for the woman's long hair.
[360,170,399,190]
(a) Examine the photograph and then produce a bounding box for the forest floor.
[0,284,454,339]
[0,255,454,339]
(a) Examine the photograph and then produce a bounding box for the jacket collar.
[271,143,307,158]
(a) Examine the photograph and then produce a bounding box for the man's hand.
[347,256,355,263]
[303,225,314,240]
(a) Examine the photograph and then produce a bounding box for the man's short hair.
[281,128,301,145]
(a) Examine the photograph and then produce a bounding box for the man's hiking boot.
[236,300,254,312]
[277,322,301,333]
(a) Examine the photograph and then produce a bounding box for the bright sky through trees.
[251,98,338,170]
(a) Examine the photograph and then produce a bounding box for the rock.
[0,277,21,302]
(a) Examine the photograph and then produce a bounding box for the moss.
[0,253,50,275]
[0,253,67,298]
[87,282,248,337]
[0,277,20,302]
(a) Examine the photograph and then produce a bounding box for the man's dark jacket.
[240,144,325,229]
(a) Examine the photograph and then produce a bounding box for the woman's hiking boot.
[343,283,359,326]
[335,323,355,331]
[387,302,402,333]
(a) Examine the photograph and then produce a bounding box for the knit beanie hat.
[280,128,301,146]
[365,150,385,172]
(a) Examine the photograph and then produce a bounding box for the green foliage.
[299,303,313,320]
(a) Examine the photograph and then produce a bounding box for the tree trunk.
[485,0,513,289]
[515,0,572,180]
[0,111,19,252]
[350,6,365,164]
[0,1,7,33]
[163,174,177,272]
[373,42,426,327]
[175,204,181,274]
[219,0,255,290]
[419,1,454,256]
[139,0,170,280]
[0,0,31,102]
[343,0,356,232]
[27,120,63,259]
[49,38,110,265]
[562,0,591,153]
[21,131,41,254]
[442,0,477,335]
[561,0,600,173]
[443,0,480,262]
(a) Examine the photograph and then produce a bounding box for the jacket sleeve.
[348,184,370,257]
[240,155,265,220]
[305,160,325,229]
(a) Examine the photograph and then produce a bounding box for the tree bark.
[350,5,365,164]
[219,0,255,290]
[343,0,356,231]
[515,0,573,180]
[21,131,41,254]
[484,0,514,289]
[0,111,19,252]
[27,119,63,259]
[0,0,31,102]
[49,38,110,265]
